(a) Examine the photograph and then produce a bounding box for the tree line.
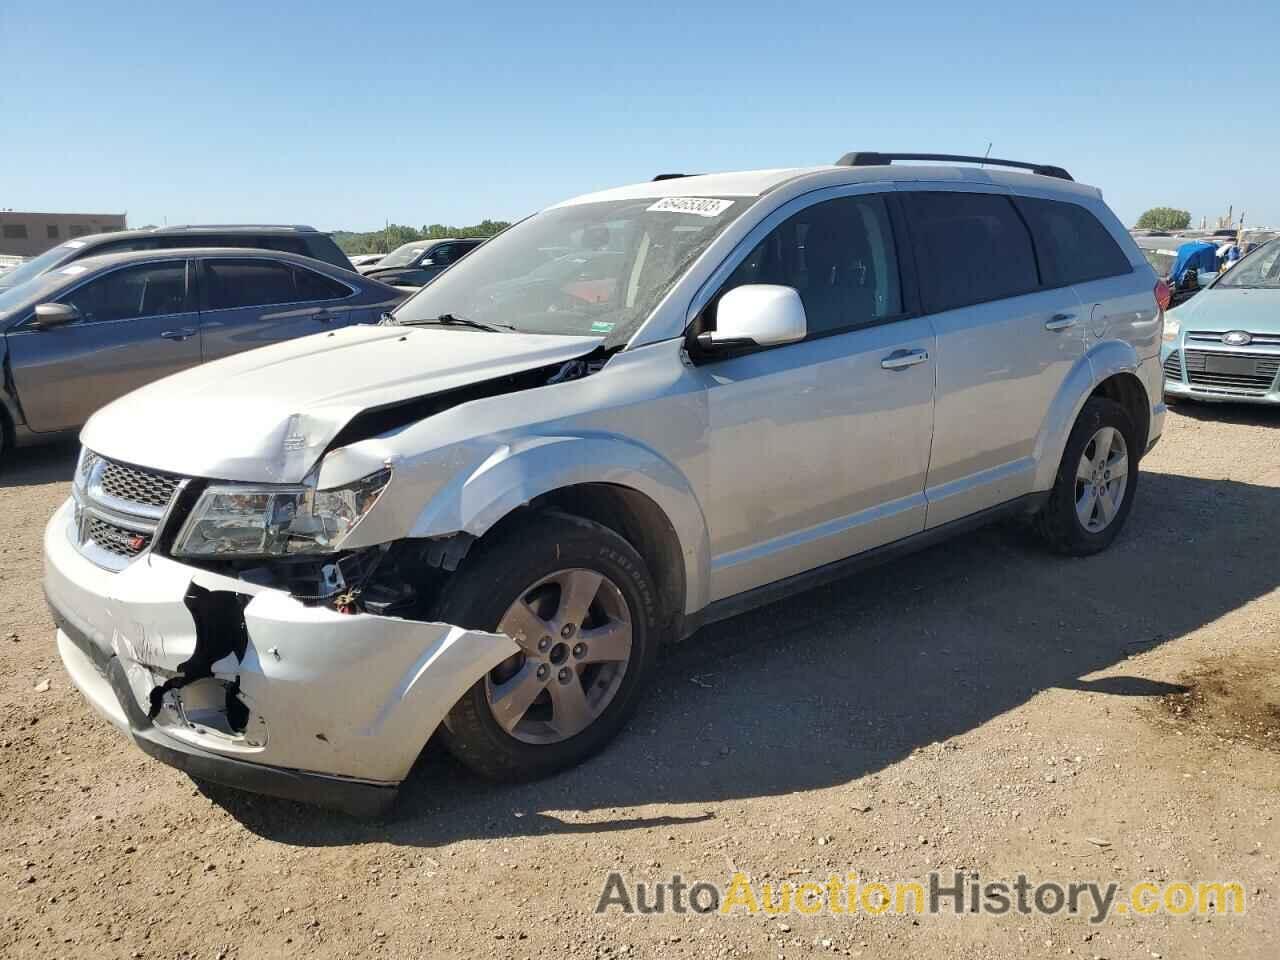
[332,220,511,255]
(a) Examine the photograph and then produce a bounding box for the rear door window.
[902,192,1039,312]
[59,261,190,323]
[203,258,302,309]
[1015,197,1132,286]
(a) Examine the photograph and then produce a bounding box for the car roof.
[50,246,358,275]
[553,163,1103,208]
[59,225,325,249]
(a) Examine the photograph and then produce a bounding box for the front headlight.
[1162,314,1181,342]
[172,468,391,558]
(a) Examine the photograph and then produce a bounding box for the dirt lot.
[1,405,1278,959]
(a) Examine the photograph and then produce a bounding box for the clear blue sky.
[3,1,1277,231]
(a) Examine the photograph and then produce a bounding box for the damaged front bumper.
[44,499,517,816]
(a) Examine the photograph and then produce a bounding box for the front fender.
[361,434,711,615]
[1031,340,1146,492]
[423,434,710,614]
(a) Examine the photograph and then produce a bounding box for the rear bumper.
[44,498,518,815]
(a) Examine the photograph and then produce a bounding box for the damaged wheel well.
[520,483,686,635]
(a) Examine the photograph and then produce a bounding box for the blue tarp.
[1169,241,1219,283]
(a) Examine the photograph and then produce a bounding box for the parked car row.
[42,151,1171,815]
[0,248,404,452]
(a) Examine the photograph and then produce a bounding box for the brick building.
[0,211,128,257]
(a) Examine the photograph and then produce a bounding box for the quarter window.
[716,195,903,336]
[292,266,352,301]
[903,192,1039,313]
[59,262,189,323]
[1016,197,1131,286]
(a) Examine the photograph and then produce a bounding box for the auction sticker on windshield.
[647,197,735,217]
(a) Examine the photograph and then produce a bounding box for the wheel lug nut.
[558,667,572,683]
[538,637,550,651]
[572,643,586,658]
[536,664,549,680]
[561,623,575,639]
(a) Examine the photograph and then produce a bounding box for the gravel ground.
[1,404,1277,959]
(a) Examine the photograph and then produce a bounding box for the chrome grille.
[1184,350,1280,393]
[98,459,182,509]
[1162,350,1183,382]
[74,449,189,570]
[78,450,100,484]
[85,516,151,558]
[1187,331,1280,346]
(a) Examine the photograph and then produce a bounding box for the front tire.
[431,511,660,781]
[1035,397,1139,555]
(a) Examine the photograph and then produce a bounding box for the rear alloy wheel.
[1074,425,1129,534]
[1035,396,1139,555]
[433,511,659,781]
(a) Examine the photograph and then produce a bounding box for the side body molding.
[408,434,713,615]
[1031,338,1147,493]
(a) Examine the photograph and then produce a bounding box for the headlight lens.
[1162,314,1181,342]
[172,468,391,558]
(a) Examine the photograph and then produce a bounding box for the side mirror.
[31,302,81,330]
[419,258,435,267]
[695,284,807,355]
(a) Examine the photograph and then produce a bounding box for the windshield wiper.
[399,313,514,333]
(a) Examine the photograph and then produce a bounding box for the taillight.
[1154,279,1172,312]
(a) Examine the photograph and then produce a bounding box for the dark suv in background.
[0,225,353,293]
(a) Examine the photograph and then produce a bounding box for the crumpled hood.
[1169,287,1280,333]
[80,324,601,483]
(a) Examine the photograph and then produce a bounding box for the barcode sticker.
[646,197,734,218]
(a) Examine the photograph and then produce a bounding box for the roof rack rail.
[834,152,1073,182]
[157,223,319,232]
[652,173,696,181]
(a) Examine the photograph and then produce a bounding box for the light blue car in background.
[1161,236,1280,404]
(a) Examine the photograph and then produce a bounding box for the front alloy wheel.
[487,568,633,744]
[432,511,659,781]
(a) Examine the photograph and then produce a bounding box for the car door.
[6,259,201,432]
[901,188,1086,528]
[196,257,355,362]
[695,192,937,602]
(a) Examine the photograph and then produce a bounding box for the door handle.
[881,348,930,370]
[159,327,196,341]
[1044,313,1078,331]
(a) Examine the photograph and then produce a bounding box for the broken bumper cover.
[43,499,518,816]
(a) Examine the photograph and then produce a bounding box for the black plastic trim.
[683,492,1049,636]
[836,151,1073,181]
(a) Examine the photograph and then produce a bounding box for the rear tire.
[431,511,660,781]
[1035,397,1139,556]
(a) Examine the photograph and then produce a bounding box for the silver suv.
[44,153,1166,814]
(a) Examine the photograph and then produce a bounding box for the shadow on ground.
[1168,399,1280,427]
[0,439,78,489]
[167,469,1280,846]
